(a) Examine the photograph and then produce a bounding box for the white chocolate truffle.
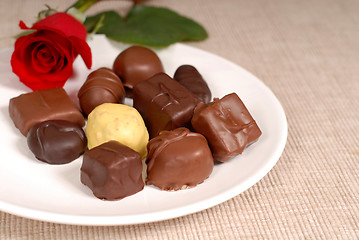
[86,103,149,158]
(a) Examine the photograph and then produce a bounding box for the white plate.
[0,35,287,226]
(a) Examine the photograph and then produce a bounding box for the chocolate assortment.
[133,72,200,138]
[81,140,144,200]
[8,44,262,200]
[191,93,262,162]
[173,65,212,103]
[78,67,125,116]
[146,128,213,191]
[9,88,85,136]
[27,120,87,164]
[113,45,164,97]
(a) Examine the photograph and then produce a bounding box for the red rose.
[11,12,92,91]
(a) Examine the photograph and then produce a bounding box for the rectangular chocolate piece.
[9,88,85,136]
[191,93,262,162]
[133,73,200,138]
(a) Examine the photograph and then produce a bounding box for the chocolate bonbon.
[78,67,125,116]
[191,93,262,162]
[27,120,87,164]
[113,45,164,97]
[81,140,144,200]
[146,128,214,191]
[9,88,85,136]
[173,65,212,103]
[133,73,201,138]
[86,103,149,158]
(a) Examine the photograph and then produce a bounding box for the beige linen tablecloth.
[0,0,358,239]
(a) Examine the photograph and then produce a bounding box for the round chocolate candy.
[173,65,212,103]
[78,67,126,116]
[146,128,214,191]
[112,46,164,97]
[86,103,149,159]
[27,120,87,164]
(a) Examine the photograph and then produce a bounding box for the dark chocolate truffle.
[191,93,262,162]
[113,46,164,97]
[146,128,214,191]
[78,67,126,116]
[173,65,212,103]
[81,140,144,201]
[27,120,87,164]
[133,73,201,138]
[9,88,85,136]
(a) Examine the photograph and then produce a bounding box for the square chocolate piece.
[9,88,85,136]
[191,93,262,162]
[80,140,144,200]
[133,73,200,138]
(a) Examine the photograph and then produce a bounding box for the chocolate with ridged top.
[80,140,144,201]
[173,65,212,103]
[191,93,262,162]
[9,88,85,136]
[27,120,87,164]
[113,46,164,97]
[133,73,201,138]
[78,67,126,116]
[146,128,214,191]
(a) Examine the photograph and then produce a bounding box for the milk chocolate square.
[9,88,85,136]
[191,93,262,162]
[133,73,200,138]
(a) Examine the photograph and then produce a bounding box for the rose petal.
[31,43,59,73]
[69,36,92,69]
[22,32,72,76]
[31,13,87,40]
[12,35,43,86]
[19,20,30,30]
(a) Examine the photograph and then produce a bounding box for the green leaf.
[85,10,124,34]
[84,5,208,47]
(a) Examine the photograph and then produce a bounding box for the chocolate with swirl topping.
[146,128,213,191]
[78,67,126,116]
